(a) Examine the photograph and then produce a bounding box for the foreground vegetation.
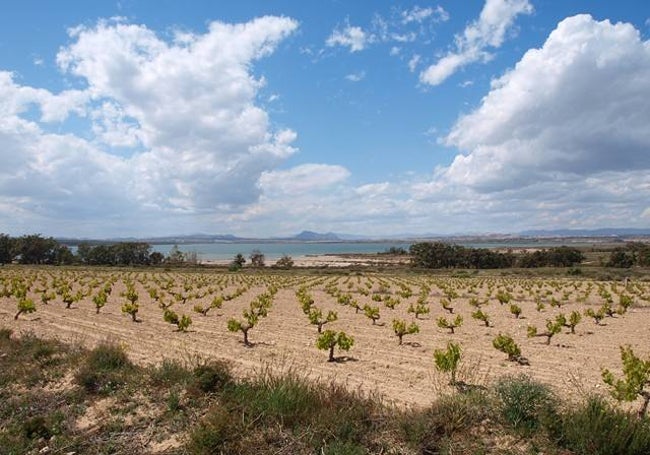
[1,329,649,455]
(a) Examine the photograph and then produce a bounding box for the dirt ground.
[1,266,649,409]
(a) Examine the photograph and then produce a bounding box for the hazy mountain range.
[56,228,650,245]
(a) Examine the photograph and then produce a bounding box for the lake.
[149,239,584,262]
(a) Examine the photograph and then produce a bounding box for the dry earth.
[1,265,649,411]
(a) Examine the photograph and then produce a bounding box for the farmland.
[2,266,649,408]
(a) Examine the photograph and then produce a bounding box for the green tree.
[0,233,15,264]
[274,254,294,269]
[229,253,246,271]
[249,249,265,267]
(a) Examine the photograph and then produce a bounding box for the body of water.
[150,239,587,262]
[151,242,412,261]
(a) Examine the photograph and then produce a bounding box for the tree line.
[409,242,586,269]
[606,242,650,268]
[0,234,160,266]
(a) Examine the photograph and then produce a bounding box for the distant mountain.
[290,231,341,241]
[520,228,650,237]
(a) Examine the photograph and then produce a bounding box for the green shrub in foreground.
[495,374,557,434]
[552,396,650,455]
[75,342,134,394]
[191,360,232,394]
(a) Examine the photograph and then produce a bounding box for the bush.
[400,390,491,452]
[191,360,232,394]
[433,341,462,385]
[494,374,557,434]
[75,342,134,394]
[553,397,650,455]
[150,359,193,387]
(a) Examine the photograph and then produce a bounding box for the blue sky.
[1,0,649,238]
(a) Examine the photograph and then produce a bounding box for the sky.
[1,0,649,238]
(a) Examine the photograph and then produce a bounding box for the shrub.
[552,396,650,455]
[308,308,337,333]
[191,361,233,394]
[75,342,134,394]
[496,290,512,305]
[400,391,491,452]
[563,310,582,334]
[392,319,419,345]
[163,309,192,332]
[407,302,430,319]
[150,359,193,387]
[585,306,607,325]
[509,304,522,319]
[437,315,463,334]
[92,290,107,314]
[441,298,454,314]
[121,302,139,322]
[493,333,528,365]
[227,293,273,346]
[362,304,381,325]
[471,309,490,327]
[316,330,354,362]
[495,374,557,434]
[14,298,36,320]
[194,296,223,316]
[527,317,563,345]
[602,345,650,418]
[433,341,462,385]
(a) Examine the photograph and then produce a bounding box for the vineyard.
[1,266,649,407]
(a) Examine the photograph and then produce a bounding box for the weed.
[495,374,557,434]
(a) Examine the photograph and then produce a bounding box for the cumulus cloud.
[443,14,650,191]
[228,14,650,235]
[0,16,299,236]
[326,24,369,52]
[420,0,533,86]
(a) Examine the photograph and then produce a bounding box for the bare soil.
[2,266,649,409]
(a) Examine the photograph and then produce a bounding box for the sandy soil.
[1,266,649,410]
[201,253,410,268]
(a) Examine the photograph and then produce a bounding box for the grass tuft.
[75,342,134,394]
[553,396,650,455]
[495,374,558,434]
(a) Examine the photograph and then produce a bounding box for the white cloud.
[326,24,369,52]
[420,0,533,86]
[259,164,350,195]
[401,5,449,25]
[0,16,299,236]
[326,6,448,56]
[345,71,366,82]
[443,14,650,191]
[408,54,421,72]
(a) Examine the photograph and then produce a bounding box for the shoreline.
[199,253,410,268]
